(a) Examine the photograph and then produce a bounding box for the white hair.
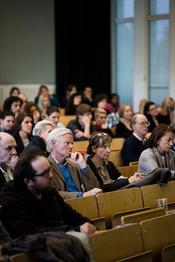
[32,120,54,136]
[46,127,73,152]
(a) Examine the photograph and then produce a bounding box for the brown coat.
[48,155,100,199]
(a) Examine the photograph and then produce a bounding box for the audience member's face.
[48,112,60,126]
[29,156,53,193]
[40,87,49,96]
[123,105,133,121]
[148,104,159,117]
[93,142,111,161]
[41,97,50,108]
[98,112,107,125]
[11,89,20,97]
[84,87,92,98]
[11,101,22,116]
[98,99,107,109]
[1,116,15,130]
[157,131,174,154]
[53,134,73,160]
[0,134,17,165]
[21,116,33,135]
[111,96,119,106]
[40,125,54,140]
[73,95,82,105]
[133,115,149,138]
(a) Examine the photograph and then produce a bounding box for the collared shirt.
[0,166,13,182]
[92,159,114,184]
[133,132,144,142]
[52,157,83,197]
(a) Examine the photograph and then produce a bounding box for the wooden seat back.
[96,188,144,227]
[140,213,175,261]
[161,243,175,262]
[72,140,89,152]
[59,115,76,126]
[121,207,166,224]
[118,165,138,178]
[141,181,175,208]
[90,224,145,262]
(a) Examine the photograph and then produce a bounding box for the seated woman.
[86,132,142,192]
[9,112,33,155]
[115,104,133,138]
[138,124,175,178]
[143,101,159,132]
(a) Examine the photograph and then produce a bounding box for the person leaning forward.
[47,128,102,199]
[0,151,96,239]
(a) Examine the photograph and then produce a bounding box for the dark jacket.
[67,119,95,141]
[121,134,145,166]
[23,136,49,156]
[8,130,32,155]
[0,168,7,192]
[1,231,90,262]
[115,121,132,139]
[0,182,90,239]
[87,157,129,192]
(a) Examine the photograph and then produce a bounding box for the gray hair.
[46,127,73,152]
[32,120,54,136]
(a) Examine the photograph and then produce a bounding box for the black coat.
[23,136,49,156]
[121,134,145,166]
[0,182,90,239]
[87,157,129,192]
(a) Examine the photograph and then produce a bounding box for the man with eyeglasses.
[47,128,102,199]
[121,114,149,165]
[0,151,96,240]
[0,132,18,190]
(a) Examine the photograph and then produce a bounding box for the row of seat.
[66,181,175,229]
[3,213,175,261]
[90,213,175,262]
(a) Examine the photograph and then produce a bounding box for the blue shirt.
[58,163,83,197]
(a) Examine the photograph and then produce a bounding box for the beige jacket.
[48,155,100,199]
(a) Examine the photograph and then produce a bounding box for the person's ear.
[92,146,97,154]
[24,177,35,186]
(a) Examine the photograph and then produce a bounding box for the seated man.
[0,111,15,132]
[121,113,149,165]
[24,119,54,156]
[0,132,18,190]
[0,151,96,239]
[47,128,102,199]
[67,104,95,141]
[46,106,64,128]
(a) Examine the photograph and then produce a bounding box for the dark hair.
[143,101,156,116]
[9,87,20,96]
[0,111,15,120]
[146,124,174,148]
[46,106,60,116]
[14,112,33,131]
[93,95,108,107]
[23,101,37,114]
[3,96,23,111]
[13,150,45,190]
[76,103,92,116]
[87,131,112,156]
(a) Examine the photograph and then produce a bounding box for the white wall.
[0,0,55,105]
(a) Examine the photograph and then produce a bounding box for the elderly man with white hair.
[47,127,102,199]
[0,132,18,190]
[23,119,54,156]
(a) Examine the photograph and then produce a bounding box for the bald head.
[0,132,17,165]
[131,114,149,139]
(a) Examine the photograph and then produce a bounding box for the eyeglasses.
[135,121,150,126]
[33,167,51,178]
